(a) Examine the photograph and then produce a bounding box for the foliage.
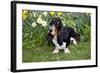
[22,10,91,62]
[23,42,91,62]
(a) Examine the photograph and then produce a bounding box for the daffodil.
[43,11,48,16]
[22,15,27,20]
[23,10,28,15]
[58,12,63,16]
[41,21,47,27]
[32,22,37,28]
[22,10,28,20]
[50,11,55,16]
[37,15,43,24]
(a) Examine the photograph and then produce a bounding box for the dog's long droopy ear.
[57,30,63,46]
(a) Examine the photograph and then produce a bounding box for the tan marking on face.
[51,25,58,36]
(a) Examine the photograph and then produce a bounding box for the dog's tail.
[70,29,80,44]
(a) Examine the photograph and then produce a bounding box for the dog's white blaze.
[52,36,66,49]
[70,37,77,45]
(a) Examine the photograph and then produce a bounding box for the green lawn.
[22,42,91,63]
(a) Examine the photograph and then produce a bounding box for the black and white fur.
[47,18,80,54]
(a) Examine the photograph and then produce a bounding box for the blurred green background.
[22,10,91,62]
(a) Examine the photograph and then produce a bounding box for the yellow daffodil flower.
[50,11,55,16]
[22,10,28,20]
[58,12,63,16]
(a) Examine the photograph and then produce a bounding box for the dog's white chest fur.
[52,36,66,49]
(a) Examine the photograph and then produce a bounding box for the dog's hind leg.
[64,42,70,54]
[70,37,77,45]
[64,47,70,54]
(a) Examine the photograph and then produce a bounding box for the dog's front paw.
[64,48,70,54]
[53,49,59,54]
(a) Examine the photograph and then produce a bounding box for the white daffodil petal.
[32,22,37,28]
[43,12,48,16]
[41,21,47,27]
[37,16,43,24]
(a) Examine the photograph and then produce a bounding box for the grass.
[22,42,91,63]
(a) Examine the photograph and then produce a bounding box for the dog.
[47,18,80,54]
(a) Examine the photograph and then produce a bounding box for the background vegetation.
[22,10,91,62]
